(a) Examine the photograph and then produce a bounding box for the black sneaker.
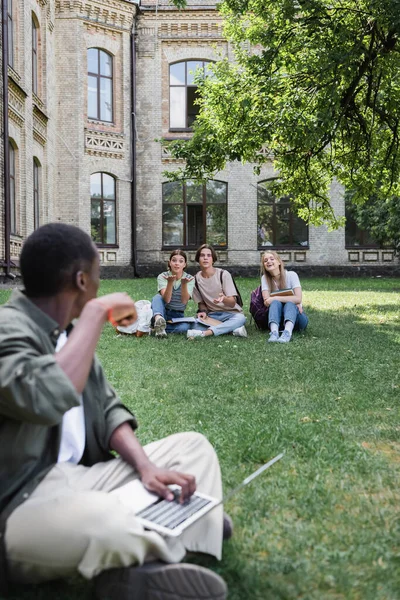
[94,562,227,600]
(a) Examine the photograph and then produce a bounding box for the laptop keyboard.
[137,495,212,530]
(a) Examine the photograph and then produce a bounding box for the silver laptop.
[111,453,284,537]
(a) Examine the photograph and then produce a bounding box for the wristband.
[95,299,119,327]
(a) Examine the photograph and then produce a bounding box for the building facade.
[1,0,398,280]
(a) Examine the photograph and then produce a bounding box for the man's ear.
[75,270,88,292]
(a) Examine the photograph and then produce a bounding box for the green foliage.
[170,0,187,7]
[165,0,400,229]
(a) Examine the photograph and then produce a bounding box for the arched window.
[90,173,117,245]
[87,49,113,123]
[257,180,308,248]
[162,180,227,248]
[32,15,39,95]
[33,158,41,229]
[9,142,17,234]
[8,0,14,67]
[169,60,212,130]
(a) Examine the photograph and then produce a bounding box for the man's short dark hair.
[195,244,218,264]
[20,223,97,297]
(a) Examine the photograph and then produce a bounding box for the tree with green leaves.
[164,0,400,236]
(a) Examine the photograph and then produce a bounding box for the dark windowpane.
[170,62,185,85]
[206,204,227,246]
[187,87,200,127]
[257,204,274,246]
[345,207,377,247]
[275,203,291,245]
[91,173,117,245]
[206,180,227,204]
[186,180,203,203]
[33,160,40,229]
[257,181,308,247]
[162,179,227,248]
[187,205,204,246]
[292,216,308,246]
[163,205,184,246]
[91,200,101,243]
[163,181,183,203]
[9,144,16,234]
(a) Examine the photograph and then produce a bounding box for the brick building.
[0,0,398,280]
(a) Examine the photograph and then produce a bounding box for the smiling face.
[198,248,214,270]
[168,253,186,276]
[263,252,281,273]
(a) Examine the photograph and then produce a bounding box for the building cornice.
[56,0,138,30]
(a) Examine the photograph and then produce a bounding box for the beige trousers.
[5,432,223,584]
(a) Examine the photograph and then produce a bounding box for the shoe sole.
[154,317,166,335]
[95,562,227,600]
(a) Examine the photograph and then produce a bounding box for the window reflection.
[162,180,227,247]
[257,181,308,247]
[87,49,113,123]
[90,173,117,245]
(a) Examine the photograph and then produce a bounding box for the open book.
[269,288,294,297]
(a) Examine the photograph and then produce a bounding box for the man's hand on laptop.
[140,464,196,503]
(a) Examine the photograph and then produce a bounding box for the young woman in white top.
[261,251,308,343]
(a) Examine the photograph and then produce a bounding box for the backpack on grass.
[249,285,269,330]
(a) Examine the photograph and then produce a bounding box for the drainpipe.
[1,0,14,279]
[130,2,140,276]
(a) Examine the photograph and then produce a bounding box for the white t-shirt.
[56,331,86,464]
[261,270,301,292]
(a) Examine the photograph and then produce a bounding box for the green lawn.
[1,277,400,600]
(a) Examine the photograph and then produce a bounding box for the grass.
[1,277,400,600]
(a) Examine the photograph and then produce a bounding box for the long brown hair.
[260,251,287,291]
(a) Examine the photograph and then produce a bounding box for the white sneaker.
[232,325,247,338]
[187,330,205,340]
